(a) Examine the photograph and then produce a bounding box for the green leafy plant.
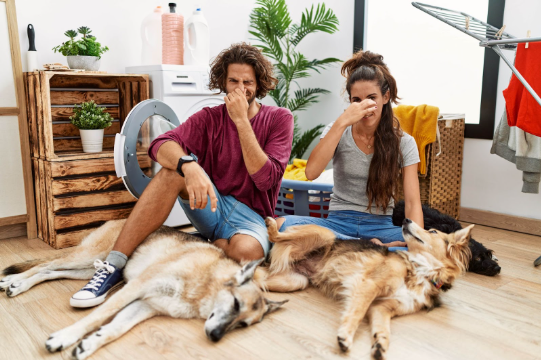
[249,0,341,161]
[70,101,113,130]
[53,26,109,59]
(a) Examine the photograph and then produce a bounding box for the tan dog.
[0,220,286,360]
[263,217,473,359]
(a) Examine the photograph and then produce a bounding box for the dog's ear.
[452,224,474,247]
[448,224,474,272]
[234,258,265,286]
[264,298,288,315]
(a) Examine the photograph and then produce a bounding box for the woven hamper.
[397,117,465,219]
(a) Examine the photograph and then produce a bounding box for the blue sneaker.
[70,260,124,308]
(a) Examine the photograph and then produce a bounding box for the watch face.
[181,155,193,161]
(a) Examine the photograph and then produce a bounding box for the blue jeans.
[178,185,270,257]
[278,210,407,251]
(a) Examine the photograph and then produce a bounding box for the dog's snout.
[402,218,412,225]
[493,265,501,274]
[208,328,224,342]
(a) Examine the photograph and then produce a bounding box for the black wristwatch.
[176,155,196,177]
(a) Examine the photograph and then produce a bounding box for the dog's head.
[402,218,473,287]
[468,239,500,276]
[204,258,287,342]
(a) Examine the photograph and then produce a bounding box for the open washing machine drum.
[114,99,180,199]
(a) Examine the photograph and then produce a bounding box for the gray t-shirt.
[321,122,420,215]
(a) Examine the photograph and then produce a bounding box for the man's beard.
[246,91,257,105]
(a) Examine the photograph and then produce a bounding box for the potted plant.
[70,100,113,153]
[249,0,341,162]
[53,26,109,71]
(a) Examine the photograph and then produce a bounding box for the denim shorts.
[178,183,270,257]
[278,210,407,251]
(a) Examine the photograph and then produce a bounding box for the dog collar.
[431,278,444,289]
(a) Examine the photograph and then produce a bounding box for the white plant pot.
[67,55,101,71]
[79,129,104,153]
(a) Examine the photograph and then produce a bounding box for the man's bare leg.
[214,235,264,262]
[112,168,188,256]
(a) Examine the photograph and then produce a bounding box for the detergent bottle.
[140,6,163,65]
[162,2,184,65]
[184,8,210,66]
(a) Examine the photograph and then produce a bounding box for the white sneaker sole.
[70,282,124,308]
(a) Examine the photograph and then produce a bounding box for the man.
[70,43,294,308]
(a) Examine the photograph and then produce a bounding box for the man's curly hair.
[209,42,277,99]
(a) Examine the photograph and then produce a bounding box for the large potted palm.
[249,0,341,161]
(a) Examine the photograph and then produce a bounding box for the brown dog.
[263,217,473,359]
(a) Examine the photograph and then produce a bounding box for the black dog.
[392,201,501,276]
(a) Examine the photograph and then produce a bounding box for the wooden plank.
[6,0,37,238]
[40,71,55,160]
[0,223,26,240]
[50,157,117,177]
[53,190,136,212]
[48,73,147,89]
[25,73,39,158]
[53,136,115,153]
[131,81,140,109]
[0,214,28,227]
[54,206,133,230]
[34,72,45,158]
[52,174,124,195]
[32,159,42,239]
[49,155,151,176]
[50,91,119,106]
[52,121,120,137]
[0,107,19,115]
[38,160,48,242]
[44,160,56,246]
[460,207,541,237]
[118,81,131,126]
[55,227,97,248]
[51,106,119,121]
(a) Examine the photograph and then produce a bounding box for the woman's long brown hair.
[341,50,403,213]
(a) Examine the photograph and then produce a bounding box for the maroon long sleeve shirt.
[148,103,294,218]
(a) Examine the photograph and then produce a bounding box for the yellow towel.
[394,105,439,175]
[283,158,309,182]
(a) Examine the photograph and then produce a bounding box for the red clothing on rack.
[503,42,541,137]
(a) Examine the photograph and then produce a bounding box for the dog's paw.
[72,337,97,360]
[337,335,351,352]
[371,341,386,360]
[6,282,25,297]
[0,275,16,292]
[265,217,276,229]
[45,330,79,353]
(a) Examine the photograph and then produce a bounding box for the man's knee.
[153,168,188,198]
[226,234,265,262]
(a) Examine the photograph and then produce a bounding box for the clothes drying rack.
[412,2,541,267]
[412,2,541,108]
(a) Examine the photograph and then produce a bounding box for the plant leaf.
[289,124,325,162]
[291,3,339,46]
[287,88,330,112]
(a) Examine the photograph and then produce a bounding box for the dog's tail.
[3,255,62,275]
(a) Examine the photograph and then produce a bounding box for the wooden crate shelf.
[32,155,151,249]
[24,71,149,161]
[23,72,152,248]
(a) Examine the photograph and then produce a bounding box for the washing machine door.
[114,99,190,226]
[114,99,180,197]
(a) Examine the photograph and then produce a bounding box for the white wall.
[15,0,353,133]
[460,0,541,219]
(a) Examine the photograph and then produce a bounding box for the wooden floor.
[1,224,540,360]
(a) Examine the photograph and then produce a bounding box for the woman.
[276,50,423,248]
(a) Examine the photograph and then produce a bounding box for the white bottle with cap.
[141,6,163,65]
[184,8,210,66]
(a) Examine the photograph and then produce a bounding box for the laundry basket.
[275,179,333,218]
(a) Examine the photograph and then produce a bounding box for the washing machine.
[114,65,225,226]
